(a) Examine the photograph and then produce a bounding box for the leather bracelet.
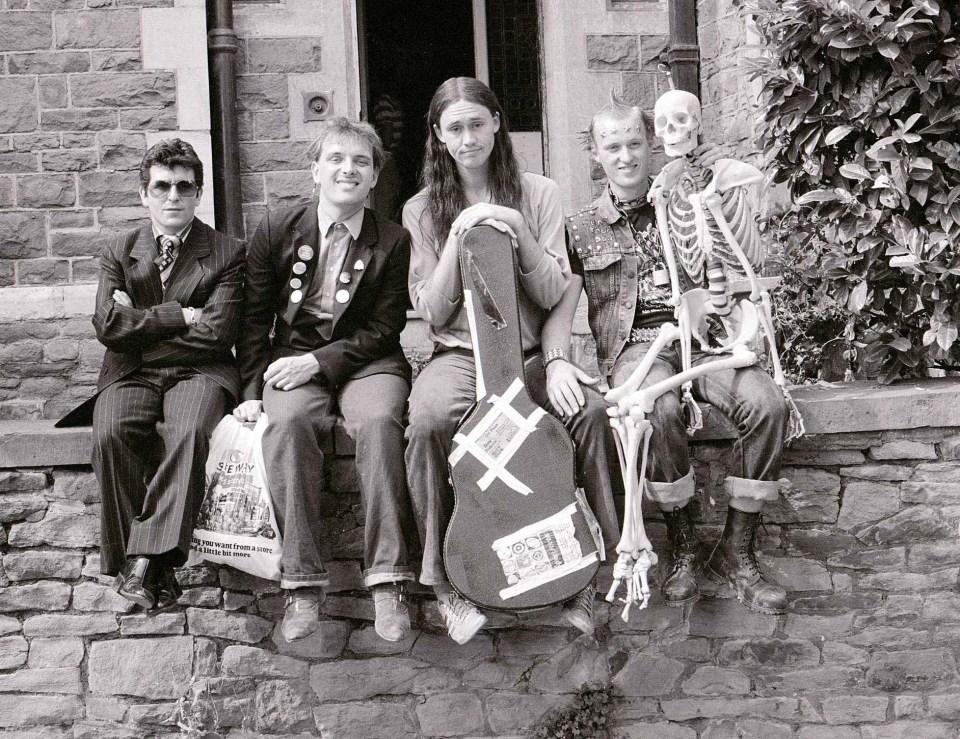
[542,348,566,368]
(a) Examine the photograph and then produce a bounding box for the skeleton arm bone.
[604,323,680,404]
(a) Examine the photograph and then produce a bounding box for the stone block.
[217,567,277,593]
[0,618,19,637]
[612,653,685,697]
[529,639,611,694]
[49,208,95,229]
[784,449,866,466]
[717,638,820,668]
[71,582,135,612]
[0,492,48,523]
[119,612,185,635]
[222,645,309,679]
[310,656,458,702]
[0,472,47,494]
[246,37,322,73]
[12,133,60,152]
[0,636,28,670]
[856,506,955,546]
[41,108,118,132]
[861,722,956,739]
[0,79,37,134]
[98,131,147,170]
[0,581,71,612]
[27,637,84,669]
[900,481,960,505]
[908,541,960,570]
[681,666,750,695]
[78,171,141,207]
[8,501,99,548]
[761,556,832,591]
[860,567,959,592]
[255,678,316,733]
[840,463,913,481]
[42,149,97,172]
[701,720,791,739]
[484,692,565,734]
[828,547,905,571]
[38,78,67,111]
[71,72,176,109]
[254,109,290,140]
[90,636,193,699]
[179,587,221,608]
[3,550,82,581]
[822,641,869,666]
[0,152,38,174]
[55,10,140,49]
[869,440,937,460]
[928,692,960,720]
[416,693,483,737]
[315,702,417,739]
[240,141,312,172]
[16,174,76,208]
[765,468,840,524]
[186,607,272,644]
[756,665,862,693]
[837,480,900,530]
[346,625,416,656]
[0,695,83,728]
[8,52,89,75]
[660,696,819,722]
[91,50,142,72]
[237,74,289,111]
[920,592,960,623]
[0,213,46,259]
[0,12,53,52]
[625,723,697,739]
[118,106,178,130]
[71,722,143,739]
[798,728,860,739]
[22,613,117,637]
[786,529,859,558]
[17,259,70,285]
[0,667,81,694]
[586,35,640,70]
[688,598,778,638]
[263,171,313,210]
[866,648,957,691]
[621,72,660,109]
[223,591,255,611]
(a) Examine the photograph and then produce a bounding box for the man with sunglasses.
[58,139,244,613]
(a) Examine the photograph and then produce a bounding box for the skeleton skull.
[654,90,702,158]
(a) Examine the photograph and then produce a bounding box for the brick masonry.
[1,380,959,737]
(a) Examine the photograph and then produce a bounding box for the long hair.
[421,77,523,244]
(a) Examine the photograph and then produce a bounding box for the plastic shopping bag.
[187,413,282,580]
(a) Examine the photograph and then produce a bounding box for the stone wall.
[0,0,214,421]
[1,379,959,737]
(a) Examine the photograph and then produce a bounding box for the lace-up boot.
[706,507,787,615]
[660,504,701,606]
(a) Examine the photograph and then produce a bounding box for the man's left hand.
[263,354,320,391]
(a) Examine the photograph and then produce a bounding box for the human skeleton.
[604,88,804,618]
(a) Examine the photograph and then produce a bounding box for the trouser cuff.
[725,476,781,513]
[279,573,330,590]
[646,469,695,509]
[364,568,417,588]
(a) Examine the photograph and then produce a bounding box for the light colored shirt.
[403,171,569,352]
[301,204,364,335]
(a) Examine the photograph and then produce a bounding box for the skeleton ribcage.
[666,167,763,291]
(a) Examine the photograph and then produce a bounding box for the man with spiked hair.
[234,117,416,643]
[541,93,789,615]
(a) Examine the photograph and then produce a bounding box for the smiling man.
[234,118,415,643]
[58,139,244,612]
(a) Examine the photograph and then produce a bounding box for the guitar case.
[444,225,601,612]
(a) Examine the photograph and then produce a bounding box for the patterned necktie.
[156,234,181,274]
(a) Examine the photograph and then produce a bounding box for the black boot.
[706,507,787,615]
[660,504,701,606]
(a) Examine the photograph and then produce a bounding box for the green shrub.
[527,683,621,739]
[748,0,960,383]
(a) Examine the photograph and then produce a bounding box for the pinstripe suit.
[60,219,244,575]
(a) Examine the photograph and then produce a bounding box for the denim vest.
[566,190,645,379]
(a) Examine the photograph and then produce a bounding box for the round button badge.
[293,262,307,275]
[297,245,314,260]
[290,289,303,304]
[335,289,350,304]
[290,278,302,290]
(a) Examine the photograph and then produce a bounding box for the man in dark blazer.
[58,139,244,611]
[233,117,414,643]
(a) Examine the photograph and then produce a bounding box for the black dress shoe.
[151,565,183,611]
[113,556,156,609]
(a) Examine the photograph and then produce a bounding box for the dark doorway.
[360,0,476,222]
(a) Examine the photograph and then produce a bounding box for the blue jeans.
[611,342,788,510]
[405,349,622,587]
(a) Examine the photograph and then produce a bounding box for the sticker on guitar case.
[493,502,599,600]
[449,378,546,496]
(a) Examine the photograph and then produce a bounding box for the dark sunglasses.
[147,180,199,199]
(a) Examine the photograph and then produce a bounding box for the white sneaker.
[437,591,487,645]
[561,583,596,636]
